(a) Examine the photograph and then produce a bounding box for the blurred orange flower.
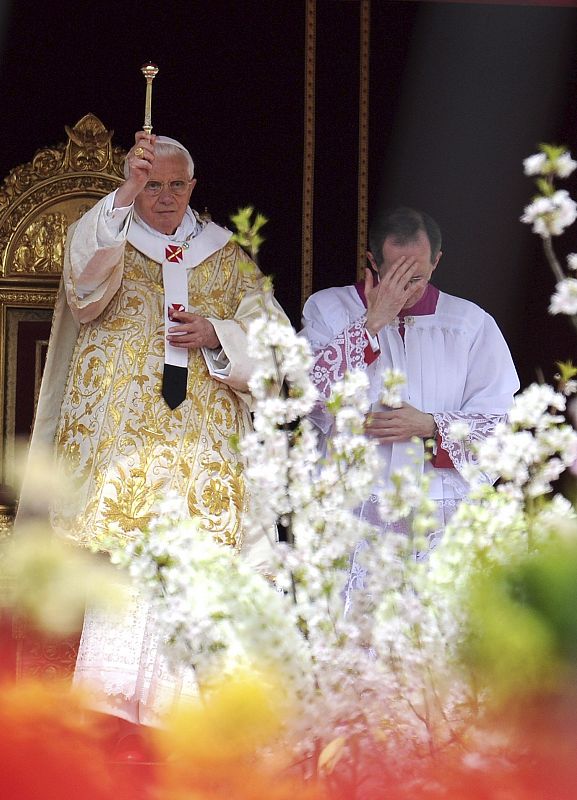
[0,680,137,800]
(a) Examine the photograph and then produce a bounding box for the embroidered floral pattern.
[310,316,371,399]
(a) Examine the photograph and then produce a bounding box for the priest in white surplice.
[17,131,287,734]
[301,206,519,565]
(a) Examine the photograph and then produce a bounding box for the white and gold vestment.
[55,235,259,553]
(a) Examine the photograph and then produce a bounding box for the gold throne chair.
[0,115,125,680]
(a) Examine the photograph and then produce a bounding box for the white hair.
[123,135,195,179]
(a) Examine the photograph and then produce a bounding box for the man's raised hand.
[113,132,155,209]
[364,257,419,337]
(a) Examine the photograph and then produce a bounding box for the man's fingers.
[385,258,420,289]
[169,340,197,349]
[168,310,193,322]
[130,133,156,172]
[365,409,405,437]
[134,132,155,149]
[379,256,419,287]
[364,267,375,296]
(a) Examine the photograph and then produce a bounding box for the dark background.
[1,0,577,388]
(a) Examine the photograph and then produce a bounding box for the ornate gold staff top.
[141,62,159,134]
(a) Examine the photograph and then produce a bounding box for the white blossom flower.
[556,152,577,178]
[108,258,577,779]
[522,150,576,178]
[536,493,576,527]
[377,466,431,523]
[526,457,566,496]
[510,383,565,423]
[521,190,577,237]
[561,379,577,396]
[380,368,406,408]
[448,420,470,441]
[115,506,315,704]
[549,277,577,315]
[567,253,577,271]
[523,152,547,176]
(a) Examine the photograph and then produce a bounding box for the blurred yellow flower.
[157,671,282,764]
[0,525,128,637]
[155,670,324,800]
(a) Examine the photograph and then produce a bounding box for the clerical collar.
[399,283,439,317]
[133,206,201,243]
[354,280,439,316]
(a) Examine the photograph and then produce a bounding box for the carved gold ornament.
[0,114,125,280]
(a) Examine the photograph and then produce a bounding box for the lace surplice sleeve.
[309,316,378,399]
[431,311,519,482]
[300,288,381,437]
[432,411,507,482]
[301,289,379,401]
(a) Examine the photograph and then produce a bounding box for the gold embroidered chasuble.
[52,239,265,551]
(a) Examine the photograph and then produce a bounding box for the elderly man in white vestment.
[17,130,288,739]
[301,206,520,569]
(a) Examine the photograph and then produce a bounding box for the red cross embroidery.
[165,245,184,262]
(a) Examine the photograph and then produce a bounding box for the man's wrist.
[365,326,380,351]
[114,178,144,209]
[365,317,381,338]
[366,312,396,337]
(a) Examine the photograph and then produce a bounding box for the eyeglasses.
[142,180,193,196]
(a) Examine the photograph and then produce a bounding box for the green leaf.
[535,177,554,197]
[237,260,257,276]
[230,206,268,257]
[555,360,577,382]
[230,206,254,234]
[539,142,567,161]
[228,433,240,453]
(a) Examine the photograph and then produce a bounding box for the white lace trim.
[73,586,199,726]
[310,317,370,399]
[433,412,506,484]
